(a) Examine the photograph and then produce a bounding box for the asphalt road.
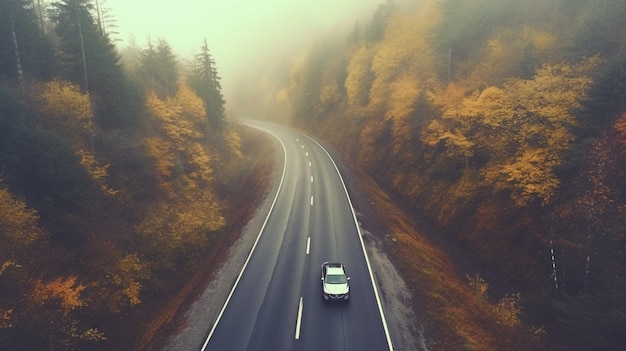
[201,121,393,351]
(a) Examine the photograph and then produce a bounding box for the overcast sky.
[106,0,383,95]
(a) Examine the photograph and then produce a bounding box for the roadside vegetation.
[239,0,626,349]
[0,0,258,349]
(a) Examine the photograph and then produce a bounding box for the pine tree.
[0,0,55,82]
[50,0,141,129]
[137,38,178,99]
[187,38,225,127]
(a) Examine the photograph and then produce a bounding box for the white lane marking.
[296,138,300,142]
[305,151,309,157]
[295,297,304,340]
[309,161,312,167]
[306,237,311,255]
[311,176,314,183]
[305,135,395,351]
[201,123,289,351]
[310,195,314,206]
[301,145,305,149]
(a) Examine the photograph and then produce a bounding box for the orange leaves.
[490,148,561,206]
[614,113,626,148]
[77,149,117,196]
[110,253,150,307]
[32,276,86,316]
[386,76,421,152]
[427,56,600,206]
[0,182,43,245]
[143,86,210,185]
[138,85,226,265]
[345,46,374,106]
[368,0,440,112]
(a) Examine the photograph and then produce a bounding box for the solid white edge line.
[295,297,304,339]
[306,135,395,351]
[200,123,288,351]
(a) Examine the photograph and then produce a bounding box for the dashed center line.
[295,297,303,340]
[306,237,311,255]
[310,195,314,206]
[311,176,314,183]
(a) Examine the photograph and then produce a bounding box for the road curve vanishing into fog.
[201,121,393,351]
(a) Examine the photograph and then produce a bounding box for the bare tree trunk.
[36,0,46,34]
[10,13,24,86]
[74,4,89,93]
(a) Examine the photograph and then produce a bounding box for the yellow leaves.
[32,276,86,316]
[493,293,523,327]
[345,46,374,106]
[0,183,42,245]
[614,113,626,149]
[143,137,176,181]
[0,309,12,329]
[385,76,420,122]
[467,274,522,327]
[77,149,117,196]
[319,82,341,108]
[186,142,213,185]
[36,80,94,147]
[459,86,514,127]
[140,84,226,262]
[385,76,421,152]
[225,130,243,160]
[427,56,600,206]
[111,253,149,307]
[422,120,474,159]
[176,85,206,122]
[487,148,561,206]
[39,81,93,125]
[510,57,598,125]
[369,1,440,112]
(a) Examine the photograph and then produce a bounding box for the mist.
[107,0,384,113]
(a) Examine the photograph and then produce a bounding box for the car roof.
[326,266,345,275]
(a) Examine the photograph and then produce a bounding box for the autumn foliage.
[245,0,626,349]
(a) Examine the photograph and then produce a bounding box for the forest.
[237,0,626,349]
[0,0,256,349]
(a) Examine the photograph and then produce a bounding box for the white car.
[321,262,350,301]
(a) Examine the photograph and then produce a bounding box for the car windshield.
[325,274,347,284]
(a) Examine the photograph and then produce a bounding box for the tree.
[50,0,141,129]
[136,38,178,99]
[187,38,225,127]
[345,46,374,106]
[0,0,55,82]
[430,57,600,205]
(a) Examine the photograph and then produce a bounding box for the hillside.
[0,1,253,349]
[240,0,626,349]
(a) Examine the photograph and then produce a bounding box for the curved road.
[202,121,393,351]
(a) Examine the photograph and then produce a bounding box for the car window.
[325,274,347,284]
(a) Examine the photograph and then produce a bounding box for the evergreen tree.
[136,38,178,99]
[187,38,225,127]
[0,0,55,82]
[50,0,141,129]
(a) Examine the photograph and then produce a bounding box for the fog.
[106,0,383,110]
